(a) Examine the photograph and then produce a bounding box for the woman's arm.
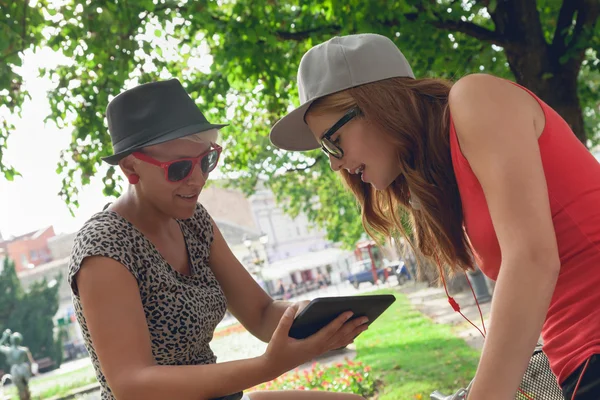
[208,219,300,342]
[76,256,275,400]
[76,256,361,400]
[449,74,561,400]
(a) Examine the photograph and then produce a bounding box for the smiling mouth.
[177,194,198,200]
[349,164,365,175]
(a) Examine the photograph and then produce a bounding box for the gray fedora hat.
[269,33,415,151]
[102,79,227,165]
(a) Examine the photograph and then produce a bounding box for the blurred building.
[199,183,333,267]
[248,184,331,263]
[9,182,348,353]
[0,226,55,272]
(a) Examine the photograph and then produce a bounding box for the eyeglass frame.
[319,107,361,159]
[131,143,222,182]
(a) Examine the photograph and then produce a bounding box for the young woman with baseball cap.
[270,33,600,399]
[68,79,367,400]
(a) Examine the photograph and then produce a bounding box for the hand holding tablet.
[288,294,396,340]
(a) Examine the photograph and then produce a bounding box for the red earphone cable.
[439,270,487,338]
[436,257,534,400]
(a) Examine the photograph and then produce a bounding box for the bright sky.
[0,17,223,240]
[1,31,599,240]
[0,47,117,239]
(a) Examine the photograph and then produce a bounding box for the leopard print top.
[68,203,238,400]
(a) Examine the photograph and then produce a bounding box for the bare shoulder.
[76,256,143,320]
[77,255,136,286]
[450,73,518,98]
[76,255,154,397]
[448,74,540,146]
[449,74,532,116]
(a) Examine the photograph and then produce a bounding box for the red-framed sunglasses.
[132,143,222,182]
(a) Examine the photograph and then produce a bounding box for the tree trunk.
[491,0,592,146]
[414,253,439,287]
[538,76,586,145]
[505,48,586,145]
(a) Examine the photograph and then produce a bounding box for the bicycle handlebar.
[430,391,448,400]
[430,389,469,399]
[430,380,472,399]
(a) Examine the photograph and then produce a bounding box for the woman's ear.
[118,155,136,176]
[119,156,141,185]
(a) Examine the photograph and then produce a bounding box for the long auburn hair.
[308,77,474,273]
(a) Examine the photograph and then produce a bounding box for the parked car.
[385,259,412,285]
[347,260,391,289]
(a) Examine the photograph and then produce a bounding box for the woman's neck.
[111,186,174,236]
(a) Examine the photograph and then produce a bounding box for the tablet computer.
[288,294,396,340]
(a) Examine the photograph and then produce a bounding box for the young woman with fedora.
[270,33,600,400]
[68,79,367,400]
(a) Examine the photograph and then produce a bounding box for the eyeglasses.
[132,143,222,182]
[319,107,360,159]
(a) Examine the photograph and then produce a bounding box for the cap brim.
[269,102,320,151]
[102,122,228,165]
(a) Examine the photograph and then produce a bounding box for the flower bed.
[248,359,376,397]
[213,323,247,339]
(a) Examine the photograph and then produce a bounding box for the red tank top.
[449,81,600,384]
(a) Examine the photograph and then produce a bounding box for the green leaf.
[0,0,598,249]
[0,258,63,370]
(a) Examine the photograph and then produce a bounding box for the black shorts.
[561,354,600,399]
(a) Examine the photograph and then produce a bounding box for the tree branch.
[152,3,342,43]
[274,25,341,41]
[21,0,27,51]
[430,18,505,46]
[490,0,546,48]
[0,49,20,63]
[551,0,578,55]
[402,11,506,47]
[473,0,491,8]
[567,0,600,55]
[0,0,28,62]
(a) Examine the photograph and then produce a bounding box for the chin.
[171,204,197,220]
[371,179,394,191]
[372,170,403,191]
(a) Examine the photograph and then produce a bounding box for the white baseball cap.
[269,33,415,151]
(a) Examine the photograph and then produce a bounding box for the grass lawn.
[355,288,480,399]
[0,287,481,399]
[2,364,97,400]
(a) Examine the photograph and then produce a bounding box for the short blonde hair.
[181,128,219,144]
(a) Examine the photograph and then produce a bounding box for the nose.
[329,154,344,172]
[186,163,207,186]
